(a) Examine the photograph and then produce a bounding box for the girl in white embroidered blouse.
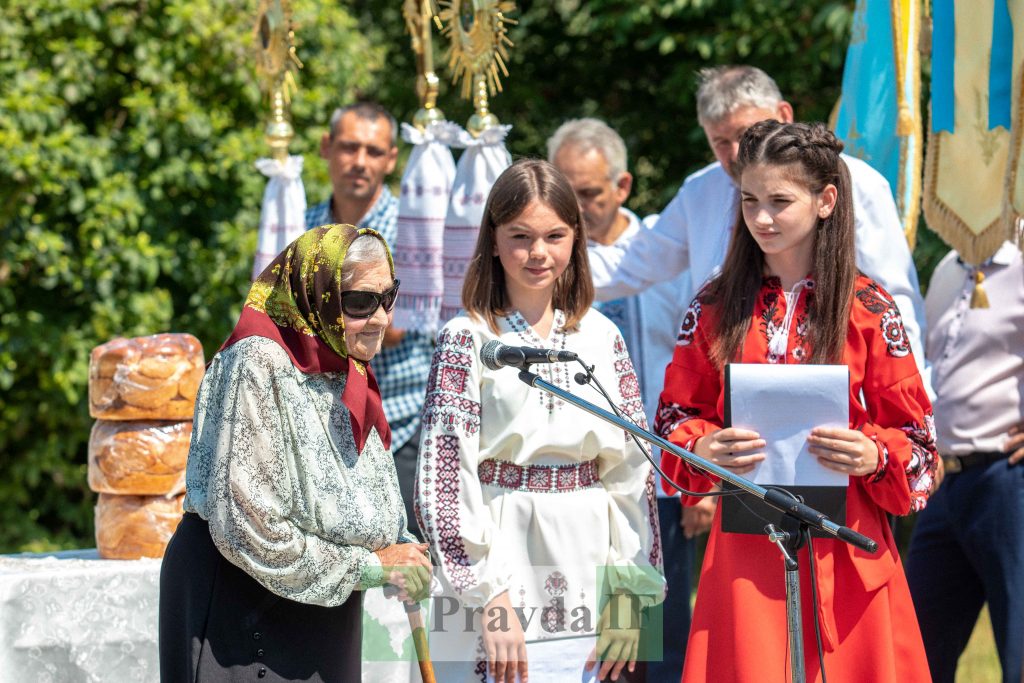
[416,160,665,682]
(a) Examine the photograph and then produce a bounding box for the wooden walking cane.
[382,584,436,683]
[403,600,436,683]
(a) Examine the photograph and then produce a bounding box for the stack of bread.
[87,334,205,559]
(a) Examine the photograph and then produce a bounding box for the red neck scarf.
[220,224,392,451]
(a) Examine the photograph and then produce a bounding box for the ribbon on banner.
[392,121,459,333]
[834,0,923,245]
[439,125,512,325]
[931,0,956,133]
[252,155,307,279]
[989,0,1013,130]
[1001,0,1024,256]
[923,0,1015,265]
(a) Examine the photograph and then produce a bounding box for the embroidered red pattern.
[432,433,476,592]
[423,328,481,435]
[439,365,467,393]
[479,459,600,493]
[654,402,700,439]
[901,414,938,511]
[645,469,663,568]
[855,281,911,358]
[612,334,648,428]
[677,299,702,347]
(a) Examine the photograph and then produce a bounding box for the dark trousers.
[646,497,693,682]
[906,458,1024,683]
[393,428,422,541]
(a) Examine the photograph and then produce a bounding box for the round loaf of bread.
[95,493,185,560]
[88,420,191,495]
[89,333,205,420]
[91,340,141,379]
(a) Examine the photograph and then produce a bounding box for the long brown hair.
[703,120,856,368]
[462,159,594,333]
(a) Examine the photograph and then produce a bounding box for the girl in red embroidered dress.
[655,121,937,683]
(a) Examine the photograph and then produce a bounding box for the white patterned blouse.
[183,336,416,608]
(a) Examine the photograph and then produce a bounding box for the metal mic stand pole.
[768,521,806,682]
[514,368,877,683]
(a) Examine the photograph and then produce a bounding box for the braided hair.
[702,120,856,368]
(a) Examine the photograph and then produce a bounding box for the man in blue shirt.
[306,102,432,540]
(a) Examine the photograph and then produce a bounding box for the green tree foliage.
[0,0,382,551]
[352,0,854,213]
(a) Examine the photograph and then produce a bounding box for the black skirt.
[159,512,362,682]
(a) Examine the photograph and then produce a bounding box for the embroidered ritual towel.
[392,121,459,333]
[439,125,512,325]
[252,155,307,280]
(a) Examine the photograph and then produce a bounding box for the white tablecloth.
[0,549,422,682]
[0,549,161,682]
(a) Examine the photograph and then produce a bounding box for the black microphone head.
[480,339,505,371]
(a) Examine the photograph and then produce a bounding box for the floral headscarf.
[220,224,394,450]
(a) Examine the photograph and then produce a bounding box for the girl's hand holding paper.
[807,427,879,477]
[693,428,767,474]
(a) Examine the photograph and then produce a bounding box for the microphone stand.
[513,367,878,683]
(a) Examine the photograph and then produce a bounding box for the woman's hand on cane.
[693,428,767,474]
[586,592,642,681]
[375,542,432,603]
[482,590,528,682]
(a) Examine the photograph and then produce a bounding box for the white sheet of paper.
[486,635,598,683]
[728,363,850,487]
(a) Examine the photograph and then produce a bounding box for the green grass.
[957,606,1002,683]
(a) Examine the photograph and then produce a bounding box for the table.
[0,549,161,682]
[0,550,422,682]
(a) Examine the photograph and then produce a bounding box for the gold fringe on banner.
[923,126,1011,265]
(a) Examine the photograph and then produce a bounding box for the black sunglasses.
[340,279,400,319]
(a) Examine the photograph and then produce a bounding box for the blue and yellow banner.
[835,0,923,246]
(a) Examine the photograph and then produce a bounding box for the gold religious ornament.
[404,0,446,130]
[254,0,303,162]
[438,0,516,137]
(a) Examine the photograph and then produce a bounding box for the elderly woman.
[159,225,431,682]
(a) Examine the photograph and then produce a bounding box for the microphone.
[480,339,579,370]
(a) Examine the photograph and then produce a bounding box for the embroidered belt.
[478,459,600,493]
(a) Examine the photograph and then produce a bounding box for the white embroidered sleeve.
[416,324,511,607]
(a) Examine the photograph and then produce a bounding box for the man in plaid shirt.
[306,102,432,540]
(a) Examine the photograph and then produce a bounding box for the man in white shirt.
[588,65,928,380]
[549,118,691,682]
[905,241,1024,683]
